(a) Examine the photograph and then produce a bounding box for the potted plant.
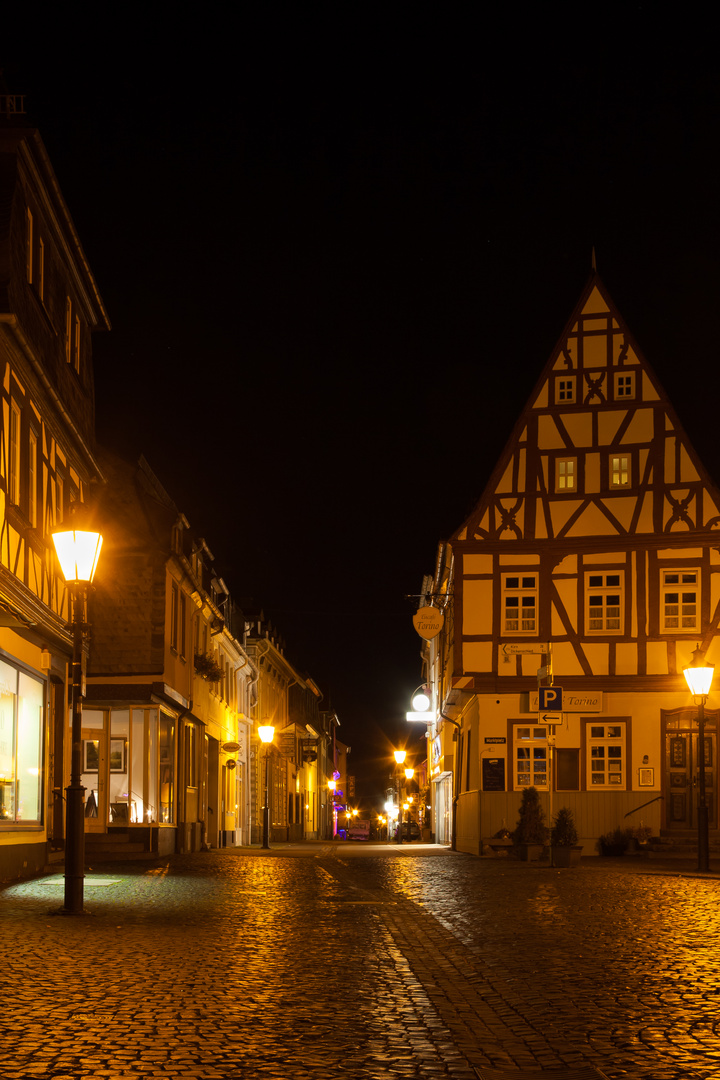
[194,652,223,682]
[511,786,548,860]
[596,826,632,856]
[550,806,583,867]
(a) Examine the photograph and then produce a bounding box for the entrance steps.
[647,829,720,857]
[84,831,153,860]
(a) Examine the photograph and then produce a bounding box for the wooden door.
[666,730,716,829]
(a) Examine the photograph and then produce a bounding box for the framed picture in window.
[110,738,127,773]
[639,767,654,786]
[83,740,99,772]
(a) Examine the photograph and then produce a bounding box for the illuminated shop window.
[0,659,44,826]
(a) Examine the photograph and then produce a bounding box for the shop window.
[513,725,548,790]
[661,569,699,632]
[0,659,44,825]
[502,573,538,634]
[587,722,626,788]
[586,572,623,633]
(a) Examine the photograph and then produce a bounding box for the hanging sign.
[413,606,444,640]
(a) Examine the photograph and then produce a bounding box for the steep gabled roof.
[454,272,720,544]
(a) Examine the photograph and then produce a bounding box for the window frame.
[660,568,700,634]
[555,456,578,494]
[614,370,636,400]
[501,572,539,636]
[585,720,627,790]
[609,453,631,489]
[585,570,624,634]
[513,724,549,791]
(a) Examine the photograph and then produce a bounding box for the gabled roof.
[454,272,720,544]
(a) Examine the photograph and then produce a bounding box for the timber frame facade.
[425,272,720,854]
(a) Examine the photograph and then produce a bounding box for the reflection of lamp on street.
[258,723,275,850]
[52,508,103,915]
[683,646,715,872]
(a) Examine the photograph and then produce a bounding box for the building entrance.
[664,711,717,831]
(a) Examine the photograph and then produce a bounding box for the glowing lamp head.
[404,767,414,780]
[394,749,407,764]
[52,527,103,584]
[328,779,336,792]
[684,645,714,699]
[258,724,275,744]
[411,689,431,713]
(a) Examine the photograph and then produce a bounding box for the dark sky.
[4,12,720,798]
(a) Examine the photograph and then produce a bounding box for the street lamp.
[52,510,103,915]
[683,646,714,872]
[258,723,275,850]
[407,684,432,724]
[393,750,407,843]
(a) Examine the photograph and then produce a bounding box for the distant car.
[401,820,420,841]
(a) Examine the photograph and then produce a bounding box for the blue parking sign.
[538,686,563,711]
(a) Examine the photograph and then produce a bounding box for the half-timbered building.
[0,123,110,879]
[424,271,720,855]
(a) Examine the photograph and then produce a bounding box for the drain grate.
[474,1067,611,1080]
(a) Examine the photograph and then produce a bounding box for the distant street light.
[258,723,275,850]
[52,508,103,916]
[393,750,408,844]
[683,646,715,872]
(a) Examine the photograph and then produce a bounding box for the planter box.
[552,845,583,867]
[514,843,545,861]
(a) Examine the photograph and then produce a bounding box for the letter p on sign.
[539,686,563,710]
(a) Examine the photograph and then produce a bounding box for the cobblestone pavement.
[2,844,720,1079]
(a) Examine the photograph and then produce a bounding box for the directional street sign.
[538,685,563,711]
[541,713,562,725]
[502,643,550,656]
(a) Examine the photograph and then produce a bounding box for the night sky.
[4,12,720,800]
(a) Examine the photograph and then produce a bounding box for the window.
[54,475,64,526]
[8,401,21,506]
[74,315,81,373]
[661,569,699,632]
[556,376,575,403]
[615,371,635,399]
[502,573,538,633]
[514,725,548,789]
[586,572,623,632]
[170,581,179,651]
[610,454,630,488]
[37,237,45,302]
[556,457,577,492]
[179,592,186,658]
[587,723,625,788]
[185,723,197,788]
[0,659,44,825]
[26,208,33,283]
[28,431,37,528]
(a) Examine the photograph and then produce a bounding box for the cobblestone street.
[3,846,720,1079]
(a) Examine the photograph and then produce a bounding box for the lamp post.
[52,512,103,915]
[328,778,336,839]
[683,646,715,872]
[258,723,275,850]
[393,749,406,843]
